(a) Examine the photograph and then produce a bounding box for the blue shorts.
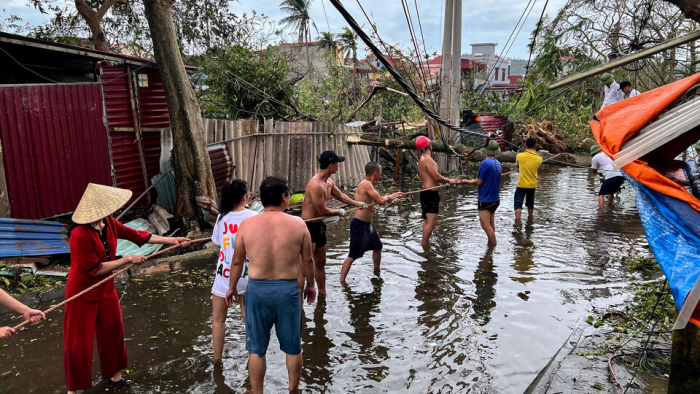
[244,279,302,356]
[599,176,624,196]
[514,187,536,210]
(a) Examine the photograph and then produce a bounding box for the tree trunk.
[662,0,700,23]
[143,0,217,232]
[74,0,124,52]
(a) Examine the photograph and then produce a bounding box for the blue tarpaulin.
[625,175,700,313]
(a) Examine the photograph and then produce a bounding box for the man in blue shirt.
[463,140,502,245]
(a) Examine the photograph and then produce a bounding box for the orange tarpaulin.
[590,73,700,213]
[591,74,700,327]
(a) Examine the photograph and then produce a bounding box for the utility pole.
[440,0,454,123]
[450,0,462,132]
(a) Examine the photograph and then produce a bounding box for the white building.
[463,43,512,88]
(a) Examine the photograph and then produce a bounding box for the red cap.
[416,136,431,151]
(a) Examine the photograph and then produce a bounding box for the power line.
[477,0,536,93]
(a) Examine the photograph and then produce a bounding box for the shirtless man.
[416,136,459,248]
[226,176,315,394]
[339,162,404,283]
[300,150,365,295]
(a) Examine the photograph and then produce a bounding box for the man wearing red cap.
[416,136,459,248]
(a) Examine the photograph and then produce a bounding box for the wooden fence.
[204,119,371,195]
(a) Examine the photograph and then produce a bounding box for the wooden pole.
[670,323,700,392]
[547,31,700,90]
[126,66,152,205]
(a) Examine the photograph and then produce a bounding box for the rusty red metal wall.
[0,83,112,219]
[102,66,166,200]
[135,69,170,128]
[479,115,514,149]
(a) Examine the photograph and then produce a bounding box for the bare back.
[237,212,311,280]
[353,180,376,222]
[301,174,333,222]
[418,154,441,190]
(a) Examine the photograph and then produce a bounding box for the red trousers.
[63,290,127,391]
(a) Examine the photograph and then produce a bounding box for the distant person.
[590,145,624,208]
[463,140,503,245]
[339,162,404,283]
[600,73,623,111]
[226,176,316,394]
[65,183,190,394]
[514,138,543,221]
[300,150,365,296]
[619,81,640,99]
[211,179,257,363]
[416,136,459,248]
[0,289,45,339]
[694,140,700,161]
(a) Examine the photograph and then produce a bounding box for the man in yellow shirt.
[514,138,543,221]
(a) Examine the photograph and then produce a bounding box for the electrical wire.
[506,0,550,117]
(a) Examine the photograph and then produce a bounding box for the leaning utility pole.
[438,0,462,170]
[450,0,462,130]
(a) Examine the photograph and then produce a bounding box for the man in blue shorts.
[463,140,502,245]
[226,177,316,394]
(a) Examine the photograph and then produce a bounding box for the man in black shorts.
[416,136,459,248]
[463,140,503,245]
[300,150,365,295]
[340,162,403,283]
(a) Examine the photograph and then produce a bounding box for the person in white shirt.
[600,73,623,110]
[211,178,258,362]
[619,81,640,98]
[590,145,624,208]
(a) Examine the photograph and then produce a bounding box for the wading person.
[65,183,190,393]
[416,136,459,248]
[463,140,503,245]
[339,162,404,283]
[300,150,365,295]
[211,179,257,362]
[0,289,45,339]
[619,80,640,99]
[226,176,316,394]
[590,145,624,208]
[514,138,543,221]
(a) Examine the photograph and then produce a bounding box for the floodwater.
[1,165,653,393]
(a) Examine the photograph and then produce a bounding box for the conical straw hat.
[72,183,132,224]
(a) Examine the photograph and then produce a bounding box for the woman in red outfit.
[65,183,190,393]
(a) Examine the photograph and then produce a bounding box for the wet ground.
[1,165,655,393]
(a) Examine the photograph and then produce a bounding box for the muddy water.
[1,165,652,393]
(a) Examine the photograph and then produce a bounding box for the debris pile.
[519,121,570,153]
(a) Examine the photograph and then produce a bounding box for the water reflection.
[342,277,388,382]
[302,298,333,390]
[512,218,536,284]
[470,247,498,325]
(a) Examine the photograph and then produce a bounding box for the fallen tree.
[348,135,585,165]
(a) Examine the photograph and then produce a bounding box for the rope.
[11,237,212,331]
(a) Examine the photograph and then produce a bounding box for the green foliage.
[190,46,294,120]
[621,256,660,274]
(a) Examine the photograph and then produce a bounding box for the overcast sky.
[5,0,568,59]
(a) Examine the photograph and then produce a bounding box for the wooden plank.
[0,138,11,217]
[234,121,243,180]
[113,127,165,133]
[263,119,274,179]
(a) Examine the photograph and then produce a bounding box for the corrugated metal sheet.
[102,66,164,201]
[0,83,112,219]
[116,218,162,257]
[135,70,170,128]
[479,115,513,149]
[0,218,69,257]
[208,144,235,200]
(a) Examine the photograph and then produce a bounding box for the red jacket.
[66,216,151,302]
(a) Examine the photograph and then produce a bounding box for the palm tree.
[280,0,317,43]
[338,27,359,66]
[317,31,340,58]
